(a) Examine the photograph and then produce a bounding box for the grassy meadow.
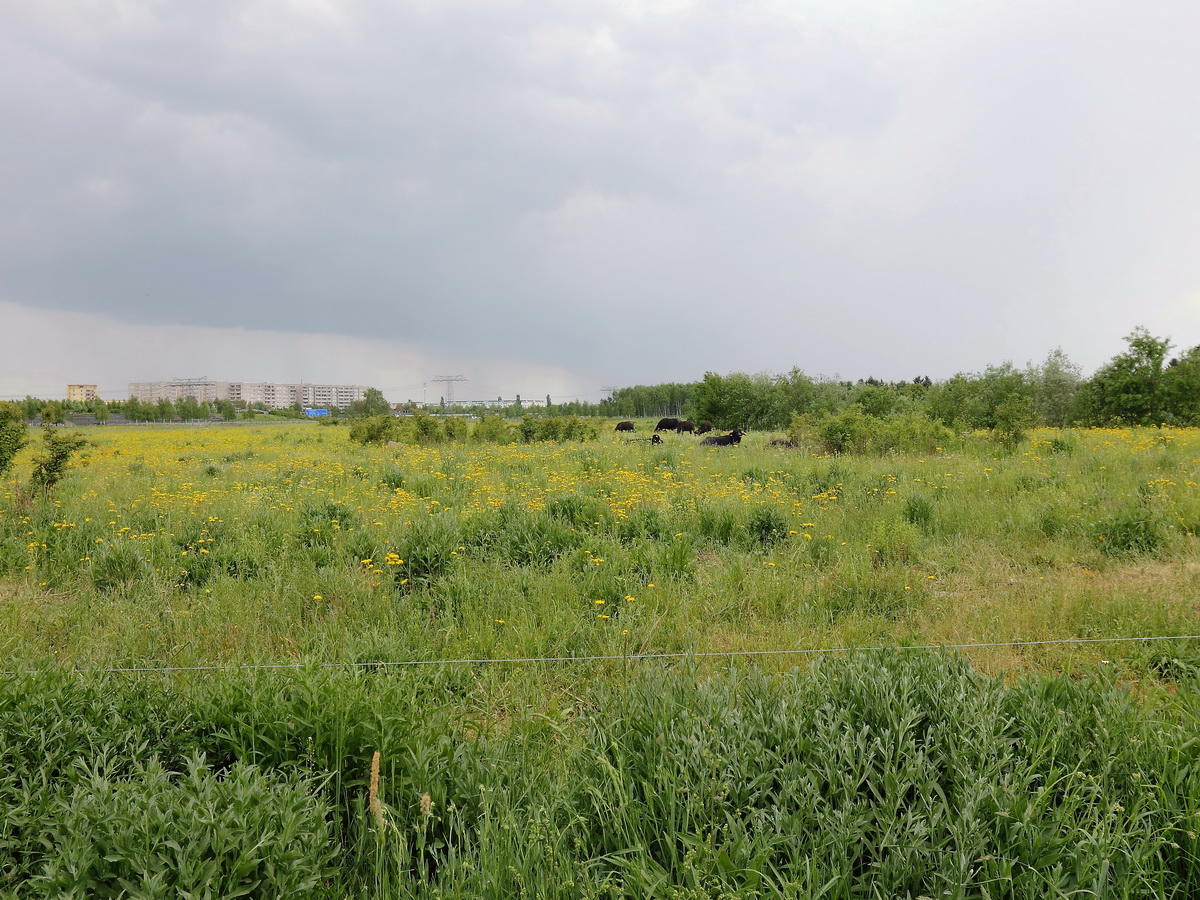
[3,420,1200,896]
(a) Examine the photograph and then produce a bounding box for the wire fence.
[5,632,1199,678]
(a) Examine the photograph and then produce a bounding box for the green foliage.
[34,754,334,898]
[0,402,28,478]
[1084,327,1173,425]
[28,428,88,493]
[572,655,1200,897]
[352,387,392,417]
[1163,344,1200,425]
[517,415,598,442]
[391,513,460,589]
[816,409,952,455]
[902,494,935,532]
[1092,506,1166,557]
[349,414,401,445]
[993,393,1037,450]
[743,505,789,548]
[472,415,513,444]
[89,542,151,593]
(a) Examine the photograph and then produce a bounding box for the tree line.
[621,327,1199,432]
[7,327,1196,432]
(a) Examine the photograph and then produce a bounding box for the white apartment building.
[128,378,369,410]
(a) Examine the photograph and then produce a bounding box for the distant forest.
[596,327,1200,431]
[6,327,1199,431]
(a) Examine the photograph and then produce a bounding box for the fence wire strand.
[4,632,1200,677]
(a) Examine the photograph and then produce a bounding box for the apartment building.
[128,378,369,410]
[67,384,98,402]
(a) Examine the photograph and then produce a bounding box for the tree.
[1084,327,1173,425]
[1028,348,1082,427]
[1162,344,1200,425]
[39,402,64,425]
[28,427,89,493]
[353,387,390,418]
[0,402,28,477]
[175,396,202,421]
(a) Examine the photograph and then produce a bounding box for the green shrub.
[28,428,89,493]
[349,415,400,445]
[472,415,513,444]
[0,402,29,478]
[815,410,953,456]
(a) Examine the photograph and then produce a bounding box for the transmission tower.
[601,385,619,401]
[431,374,467,404]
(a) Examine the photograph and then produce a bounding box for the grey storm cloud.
[3,0,1200,388]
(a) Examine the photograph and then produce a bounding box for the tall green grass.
[3,653,1200,896]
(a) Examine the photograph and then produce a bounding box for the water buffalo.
[615,421,635,432]
[695,421,714,435]
[655,417,681,432]
[675,419,695,434]
[700,429,744,447]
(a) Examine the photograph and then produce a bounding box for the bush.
[349,415,400,446]
[517,415,598,443]
[28,428,89,493]
[472,415,513,444]
[0,402,28,478]
[814,410,952,456]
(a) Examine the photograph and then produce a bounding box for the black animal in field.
[768,438,796,449]
[614,421,635,432]
[700,429,744,447]
[694,421,714,435]
[675,419,695,434]
[655,417,681,432]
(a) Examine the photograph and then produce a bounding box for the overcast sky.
[3,0,1199,403]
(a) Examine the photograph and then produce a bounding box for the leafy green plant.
[27,428,88,493]
[1092,506,1165,557]
[0,402,28,478]
[743,505,789,548]
[34,754,335,898]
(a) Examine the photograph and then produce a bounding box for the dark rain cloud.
[2,0,1200,388]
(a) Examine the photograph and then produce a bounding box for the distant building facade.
[67,384,98,402]
[128,378,369,410]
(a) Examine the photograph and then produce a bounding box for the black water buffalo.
[695,421,714,435]
[654,417,681,432]
[675,419,695,434]
[615,421,635,432]
[700,429,744,447]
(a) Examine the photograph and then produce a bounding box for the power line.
[5,633,1197,678]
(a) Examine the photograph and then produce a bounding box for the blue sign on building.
[304,408,330,418]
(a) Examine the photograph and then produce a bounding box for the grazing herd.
[616,418,743,447]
